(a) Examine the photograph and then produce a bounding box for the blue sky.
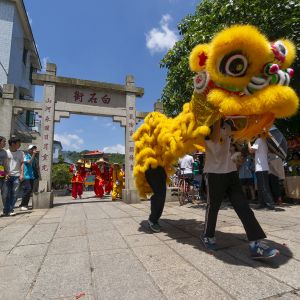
[24,0,198,153]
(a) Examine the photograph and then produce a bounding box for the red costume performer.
[91,160,105,198]
[105,165,113,194]
[69,160,86,199]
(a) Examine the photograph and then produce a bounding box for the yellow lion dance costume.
[133,25,299,198]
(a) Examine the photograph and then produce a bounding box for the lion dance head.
[133,25,299,198]
[189,24,298,140]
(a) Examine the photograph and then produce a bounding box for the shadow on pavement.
[53,199,114,207]
[138,218,293,269]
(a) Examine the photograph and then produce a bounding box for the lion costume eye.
[272,40,288,62]
[219,52,248,77]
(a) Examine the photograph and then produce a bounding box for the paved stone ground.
[0,192,300,300]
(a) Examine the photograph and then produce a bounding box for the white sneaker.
[20,206,28,211]
[9,212,16,216]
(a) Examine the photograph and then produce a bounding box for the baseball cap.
[27,144,37,150]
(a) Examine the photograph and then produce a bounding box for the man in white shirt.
[202,120,279,259]
[248,138,275,209]
[178,154,194,175]
[2,137,24,216]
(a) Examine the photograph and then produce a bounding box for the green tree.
[52,163,72,189]
[160,0,300,138]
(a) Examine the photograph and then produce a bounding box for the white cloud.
[103,144,125,154]
[146,14,179,54]
[54,133,84,150]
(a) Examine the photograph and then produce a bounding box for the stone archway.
[0,63,162,208]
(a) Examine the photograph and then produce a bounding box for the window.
[26,110,35,127]
[22,48,28,65]
[29,65,35,83]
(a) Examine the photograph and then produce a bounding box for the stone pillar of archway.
[0,84,16,141]
[123,75,140,203]
[33,63,57,208]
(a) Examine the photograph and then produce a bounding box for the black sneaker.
[255,204,266,209]
[266,204,275,210]
[249,241,280,259]
[200,235,217,251]
[148,219,161,233]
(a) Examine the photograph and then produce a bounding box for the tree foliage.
[160,0,300,138]
[52,163,72,189]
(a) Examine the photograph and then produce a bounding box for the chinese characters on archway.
[127,106,135,173]
[73,90,111,105]
[41,97,53,173]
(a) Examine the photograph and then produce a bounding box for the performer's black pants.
[204,171,266,241]
[256,171,274,207]
[269,173,281,201]
[145,166,167,224]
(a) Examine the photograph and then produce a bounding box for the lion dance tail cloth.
[134,25,299,198]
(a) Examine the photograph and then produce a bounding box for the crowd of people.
[69,158,125,201]
[0,136,39,217]
[176,136,288,210]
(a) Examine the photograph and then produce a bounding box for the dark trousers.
[204,171,266,241]
[145,166,167,224]
[256,171,274,207]
[20,179,34,207]
[269,173,280,201]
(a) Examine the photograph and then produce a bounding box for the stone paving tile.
[82,203,110,220]
[0,224,32,243]
[0,264,40,300]
[267,227,300,243]
[19,223,58,245]
[131,244,191,272]
[86,219,115,233]
[153,221,192,241]
[123,233,163,248]
[116,203,149,217]
[224,243,300,289]
[100,203,131,218]
[112,217,143,236]
[268,292,300,299]
[59,219,86,227]
[54,294,95,300]
[166,237,292,299]
[27,253,93,300]
[14,214,42,225]
[48,236,89,255]
[0,241,15,251]
[25,209,48,216]
[37,217,62,224]
[92,251,164,300]
[0,250,8,265]
[88,230,128,252]
[54,224,86,238]
[149,266,232,300]
[10,243,48,258]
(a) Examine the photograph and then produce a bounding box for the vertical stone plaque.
[125,75,136,190]
[39,63,56,191]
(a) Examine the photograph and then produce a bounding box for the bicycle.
[178,168,194,206]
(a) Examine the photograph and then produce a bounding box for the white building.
[0,0,41,142]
